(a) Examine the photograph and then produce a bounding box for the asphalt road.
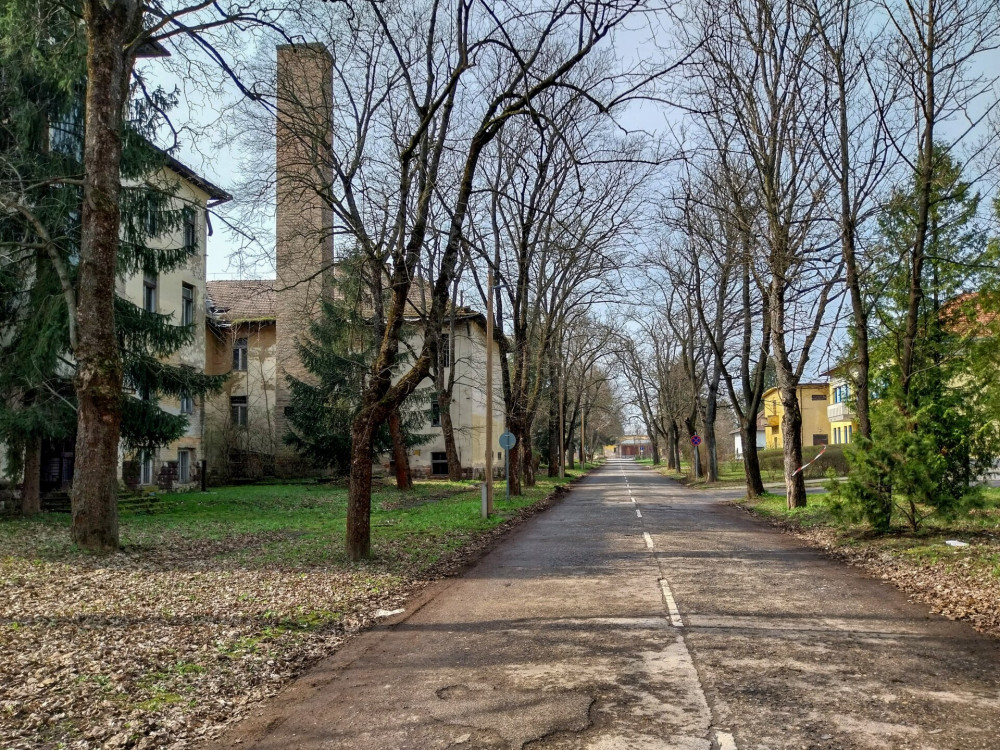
[211,459,1000,750]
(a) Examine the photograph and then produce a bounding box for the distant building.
[201,44,505,481]
[617,435,653,457]
[733,413,767,458]
[761,384,830,450]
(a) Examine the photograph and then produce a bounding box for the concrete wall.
[204,321,278,482]
[401,318,507,476]
[117,169,212,489]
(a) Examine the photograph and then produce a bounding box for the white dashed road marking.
[715,730,737,750]
[617,462,738,748]
[658,578,684,628]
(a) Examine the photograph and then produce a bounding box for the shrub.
[757,444,848,481]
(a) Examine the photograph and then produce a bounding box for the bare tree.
[876,0,1000,401]
[681,0,843,507]
[467,76,652,493]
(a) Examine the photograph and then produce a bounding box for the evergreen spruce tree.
[0,0,222,518]
[834,149,1000,531]
[284,249,429,477]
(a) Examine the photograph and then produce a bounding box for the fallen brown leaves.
[0,482,572,750]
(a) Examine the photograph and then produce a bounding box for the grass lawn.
[0,470,585,750]
[735,487,1000,638]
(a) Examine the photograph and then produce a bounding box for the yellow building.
[827,376,858,445]
[761,383,831,449]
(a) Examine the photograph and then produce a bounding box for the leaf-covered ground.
[735,490,1000,638]
[0,472,582,750]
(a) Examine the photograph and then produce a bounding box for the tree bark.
[389,407,413,490]
[547,387,560,477]
[704,369,720,482]
[21,438,41,516]
[72,0,140,552]
[779,387,807,508]
[439,390,463,481]
[741,420,766,497]
[347,412,377,560]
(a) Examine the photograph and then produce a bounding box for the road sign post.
[499,431,516,504]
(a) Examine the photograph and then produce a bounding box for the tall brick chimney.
[273,43,334,471]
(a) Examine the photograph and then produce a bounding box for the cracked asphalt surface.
[209,459,1000,750]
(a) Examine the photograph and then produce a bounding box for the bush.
[757,444,848,481]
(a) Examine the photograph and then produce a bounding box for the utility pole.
[484,271,494,518]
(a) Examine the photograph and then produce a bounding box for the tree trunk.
[21,438,41,516]
[741,420,766,497]
[439,390,463,481]
[684,416,702,478]
[347,414,377,560]
[704,373,720,482]
[666,420,679,470]
[507,411,524,495]
[779,387,807,508]
[547,392,559,477]
[650,439,661,465]
[389,407,413,490]
[521,428,535,487]
[72,0,139,552]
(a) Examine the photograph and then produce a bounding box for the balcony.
[767,414,780,428]
[827,402,854,423]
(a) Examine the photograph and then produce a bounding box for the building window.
[431,402,441,427]
[833,384,850,403]
[440,334,450,368]
[141,452,154,485]
[230,395,248,427]
[183,207,197,250]
[813,434,828,446]
[181,283,195,326]
[847,425,853,443]
[233,337,248,371]
[146,203,160,237]
[143,272,157,313]
[431,452,448,476]
[180,393,193,415]
[178,449,191,484]
[834,427,841,444]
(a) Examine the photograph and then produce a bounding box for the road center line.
[714,730,737,750]
[635,508,642,518]
[643,531,654,549]
[658,578,684,628]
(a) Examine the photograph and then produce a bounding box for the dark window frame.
[181,283,195,326]
[233,337,248,372]
[230,395,248,427]
[182,207,197,250]
[143,271,157,313]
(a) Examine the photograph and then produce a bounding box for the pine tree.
[283,250,429,478]
[835,149,1000,531]
[0,0,222,519]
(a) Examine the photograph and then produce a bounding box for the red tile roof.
[206,280,276,322]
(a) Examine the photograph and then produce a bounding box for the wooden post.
[484,272,494,517]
